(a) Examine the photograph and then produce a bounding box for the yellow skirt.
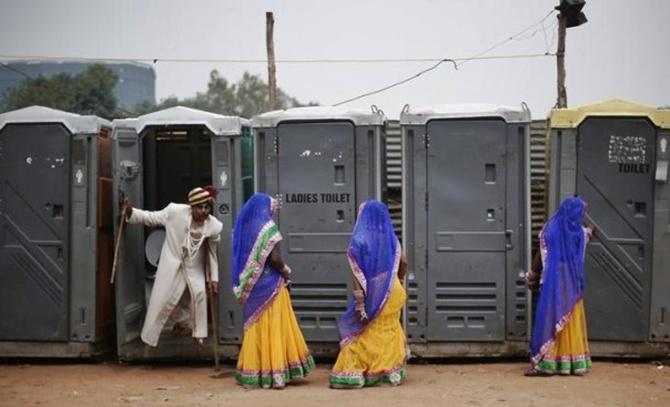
[536,299,592,375]
[330,278,408,388]
[236,286,314,388]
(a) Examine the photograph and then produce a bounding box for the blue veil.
[231,193,284,329]
[337,200,401,347]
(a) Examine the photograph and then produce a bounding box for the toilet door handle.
[505,230,513,250]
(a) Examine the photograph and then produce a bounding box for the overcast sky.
[1,0,668,118]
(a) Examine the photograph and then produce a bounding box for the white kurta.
[128,203,223,347]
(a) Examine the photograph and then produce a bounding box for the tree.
[2,64,118,118]
[2,66,315,119]
[72,64,118,118]
[131,70,317,118]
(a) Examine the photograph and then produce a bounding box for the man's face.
[191,202,211,223]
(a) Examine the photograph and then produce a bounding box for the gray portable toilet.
[547,99,670,356]
[112,106,251,360]
[400,103,531,357]
[240,106,386,349]
[0,106,114,357]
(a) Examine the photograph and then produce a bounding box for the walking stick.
[205,245,221,372]
[110,205,127,284]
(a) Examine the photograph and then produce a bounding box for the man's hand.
[120,197,133,219]
[208,281,219,296]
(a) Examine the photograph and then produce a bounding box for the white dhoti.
[140,251,208,346]
[169,291,193,329]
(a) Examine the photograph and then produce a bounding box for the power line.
[0,52,553,112]
[0,62,33,79]
[332,9,558,106]
[0,53,555,65]
[0,12,556,68]
[334,59,458,107]
[331,53,554,107]
[457,10,556,68]
[0,9,559,107]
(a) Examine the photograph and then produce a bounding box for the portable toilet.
[237,106,386,350]
[112,106,251,360]
[547,99,670,356]
[400,103,531,356]
[0,106,114,357]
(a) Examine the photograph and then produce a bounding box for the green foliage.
[2,64,118,118]
[72,64,118,117]
[130,70,318,118]
[2,65,316,119]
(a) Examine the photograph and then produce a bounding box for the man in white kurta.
[123,187,223,347]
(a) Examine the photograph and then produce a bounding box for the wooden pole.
[110,205,127,284]
[556,14,567,108]
[206,277,220,371]
[204,243,220,372]
[266,11,277,111]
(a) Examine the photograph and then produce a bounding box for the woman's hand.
[585,224,596,239]
[280,264,291,280]
[353,289,368,323]
[356,308,368,323]
[280,264,292,290]
[398,254,407,284]
[525,270,539,290]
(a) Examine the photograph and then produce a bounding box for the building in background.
[0,60,155,109]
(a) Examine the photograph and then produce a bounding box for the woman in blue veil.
[526,196,594,376]
[330,200,408,388]
[232,193,313,388]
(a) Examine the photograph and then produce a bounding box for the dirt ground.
[2,360,670,407]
